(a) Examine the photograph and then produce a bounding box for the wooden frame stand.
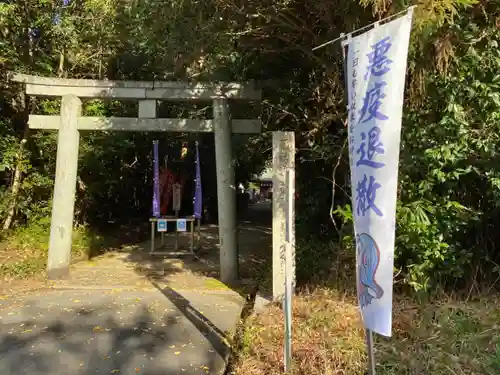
[149,216,197,256]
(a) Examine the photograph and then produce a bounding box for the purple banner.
[152,140,160,218]
[193,141,203,219]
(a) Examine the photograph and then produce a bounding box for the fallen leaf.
[174,351,181,355]
[135,368,140,373]
[110,370,120,374]
[93,325,105,332]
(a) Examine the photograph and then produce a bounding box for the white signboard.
[157,219,167,232]
[342,10,413,337]
[176,219,187,232]
[172,183,182,212]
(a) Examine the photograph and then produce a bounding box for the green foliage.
[397,15,500,290]
[334,9,500,291]
[1,0,499,295]
[0,0,266,274]
[0,216,104,277]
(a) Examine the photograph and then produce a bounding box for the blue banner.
[152,140,160,218]
[193,141,203,219]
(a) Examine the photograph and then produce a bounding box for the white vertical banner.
[342,10,414,337]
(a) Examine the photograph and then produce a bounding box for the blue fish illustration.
[357,233,384,308]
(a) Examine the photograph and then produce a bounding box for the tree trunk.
[57,49,65,78]
[2,2,34,230]
[3,120,29,230]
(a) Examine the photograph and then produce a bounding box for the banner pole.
[312,6,415,51]
[152,140,160,218]
[283,168,293,372]
[366,329,376,375]
[197,218,201,248]
[284,264,292,372]
[193,140,203,246]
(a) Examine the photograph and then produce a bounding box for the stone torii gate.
[11,73,261,283]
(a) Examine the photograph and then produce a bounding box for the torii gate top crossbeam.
[10,73,261,101]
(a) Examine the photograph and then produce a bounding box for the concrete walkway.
[0,254,243,375]
[0,203,272,375]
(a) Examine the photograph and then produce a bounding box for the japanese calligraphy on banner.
[342,10,413,337]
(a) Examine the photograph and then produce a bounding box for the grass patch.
[0,217,114,278]
[379,296,500,375]
[203,278,232,291]
[234,288,500,375]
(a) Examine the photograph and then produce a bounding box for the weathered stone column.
[47,95,81,279]
[272,131,296,300]
[213,98,238,283]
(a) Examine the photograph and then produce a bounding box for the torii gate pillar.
[213,98,238,283]
[47,95,81,278]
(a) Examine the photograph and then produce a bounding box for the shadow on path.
[152,283,230,360]
[0,203,272,375]
[0,289,226,375]
[111,202,273,298]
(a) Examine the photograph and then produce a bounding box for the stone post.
[272,131,296,300]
